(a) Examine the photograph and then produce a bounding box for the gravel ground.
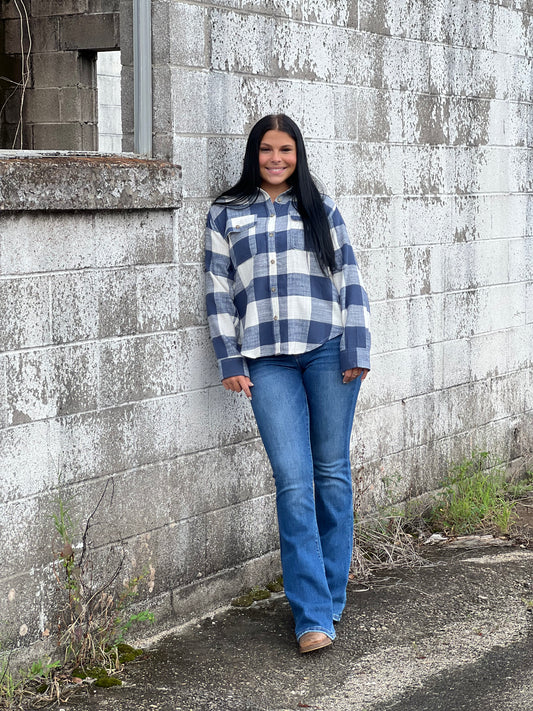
[57,539,533,711]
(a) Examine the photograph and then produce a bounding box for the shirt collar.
[258,187,294,204]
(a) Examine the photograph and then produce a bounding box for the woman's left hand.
[342,368,369,384]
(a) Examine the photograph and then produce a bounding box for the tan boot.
[298,632,333,653]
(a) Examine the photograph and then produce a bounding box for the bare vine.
[0,0,31,148]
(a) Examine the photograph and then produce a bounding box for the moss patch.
[115,643,144,664]
[231,579,284,607]
[94,675,122,688]
[266,576,284,593]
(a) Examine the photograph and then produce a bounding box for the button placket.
[266,202,280,328]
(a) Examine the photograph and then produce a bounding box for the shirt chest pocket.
[226,215,258,267]
[287,214,306,251]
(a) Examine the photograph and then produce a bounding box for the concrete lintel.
[0,152,181,211]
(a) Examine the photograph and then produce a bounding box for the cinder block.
[96,72,121,107]
[302,0,352,26]
[31,51,81,88]
[0,358,7,430]
[72,463,173,546]
[507,323,533,372]
[452,195,492,242]
[301,82,336,139]
[0,568,60,649]
[207,384,258,449]
[443,289,481,340]
[205,497,278,576]
[31,0,89,16]
[483,283,526,333]
[81,121,98,150]
[168,67,209,135]
[177,327,219,393]
[0,213,97,275]
[6,343,99,424]
[97,104,121,133]
[174,197,212,264]
[402,392,437,449]
[357,87,402,144]
[210,9,273,76]
[99,334,179,408]
[93,211,173,269]
[490,371,528,422]
[87,0,120,12]
[132,397,181,467]
[174,389,211,456]
[178,263,206,328]
[97,268,136,338]
[136,265,180,333]
[167,1,207,67]
[32,122,83,150]
[151,65,173,136]
[159,515,208,588]
[383,245,442,299]
[23,88,61,123]
[206,135,250,198]
[444,239,509,291]
[335,143,392,197]
[470,330,509,381]
[4,17,59,54]
[403,145,432,195]
[0,277,51,351]
[55,404,136,484]
[167,438,271,520]
[0,420,53,503]
[355,401,404,459]
[381,36,430,93]
[60,13,119,51]
[0,498,57,603]
[527,282,533,325]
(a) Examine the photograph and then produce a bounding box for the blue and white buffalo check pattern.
[205,189,371,381]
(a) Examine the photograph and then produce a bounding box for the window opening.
[97,51,122,153]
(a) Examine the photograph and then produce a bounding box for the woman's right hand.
[222,376,254,399]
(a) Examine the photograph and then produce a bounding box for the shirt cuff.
[218,356,250,381]
[340,349,370,373]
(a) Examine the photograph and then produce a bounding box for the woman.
[205,114,370,653]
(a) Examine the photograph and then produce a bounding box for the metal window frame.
[133,0,152,156]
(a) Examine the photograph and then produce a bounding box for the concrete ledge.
[0,151,182,211]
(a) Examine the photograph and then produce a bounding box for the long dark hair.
[214,114,336,274]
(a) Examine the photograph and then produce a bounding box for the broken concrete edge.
[0,151,182,211]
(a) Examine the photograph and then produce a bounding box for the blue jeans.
[247,336,362,641]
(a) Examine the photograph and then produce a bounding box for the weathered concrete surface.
[0,154,181,210]
[57,542,533,711]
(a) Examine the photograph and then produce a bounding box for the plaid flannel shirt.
[205,189,371,381]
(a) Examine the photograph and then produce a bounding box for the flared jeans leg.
[247,337,361,641]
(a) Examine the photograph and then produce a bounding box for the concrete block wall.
[0,1,120,150]
[145,0,533,512]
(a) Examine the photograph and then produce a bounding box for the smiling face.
[258,130,297,200]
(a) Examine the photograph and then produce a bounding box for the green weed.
[425,451,519,535]
[0,649,60,709]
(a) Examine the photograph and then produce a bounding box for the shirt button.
[270,259,275,264]
[270,213,274,217]
[273,315,278,320]
[271,287,276,293]
[269,232,274,237]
